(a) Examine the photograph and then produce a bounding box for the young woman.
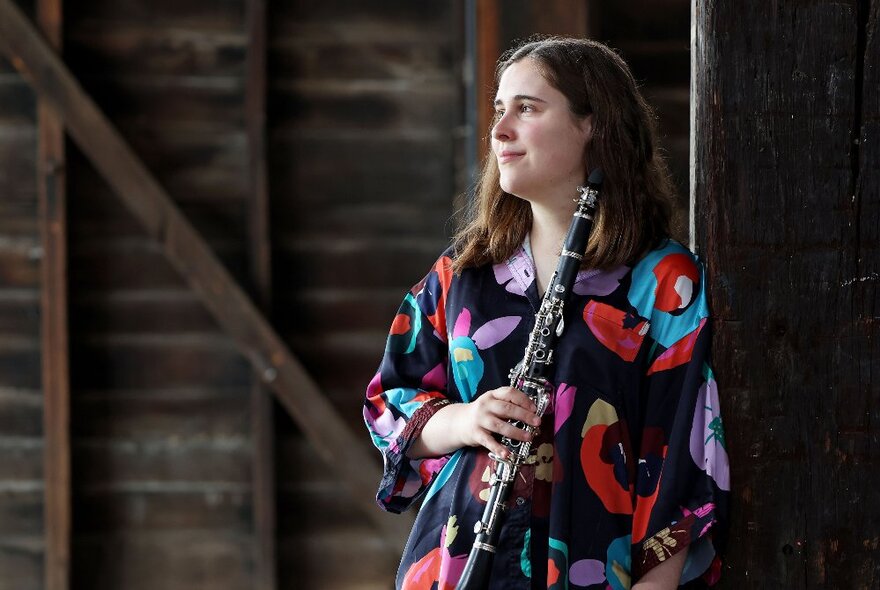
[364,37,729,590]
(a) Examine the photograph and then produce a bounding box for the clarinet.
[455,169,603,590]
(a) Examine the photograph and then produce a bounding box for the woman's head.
[453,36,677,272]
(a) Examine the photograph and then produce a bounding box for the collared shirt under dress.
[363,238,730,589]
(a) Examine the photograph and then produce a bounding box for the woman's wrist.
[406,402,466,459]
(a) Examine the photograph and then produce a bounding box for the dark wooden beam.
[692,0,879,586]
[0,0,412,546]
[35,0,71,587]
[244,0,277,587]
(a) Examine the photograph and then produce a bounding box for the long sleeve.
[626,244,730,585]
[363,252,456,514]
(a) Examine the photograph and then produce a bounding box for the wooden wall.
[0,0,701,588]
[66,0,256,588]
[267,1,463,587]
[0,0,462,588]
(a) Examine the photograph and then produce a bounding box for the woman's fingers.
[490,386,538,413]
[487,399,541,427]
[476,430,509,459]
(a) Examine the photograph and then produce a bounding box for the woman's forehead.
[495,59,557,102]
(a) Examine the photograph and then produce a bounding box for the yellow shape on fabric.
[644,527,678,562]
[581,398,619,437]
[479,465,492,502]
[610,560,631,589]
[453,348,474,362]
[535,443,554,482]
[445,515,459,547]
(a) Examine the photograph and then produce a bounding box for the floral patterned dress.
[363,238,730,589]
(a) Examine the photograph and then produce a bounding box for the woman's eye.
[520,104,534,113]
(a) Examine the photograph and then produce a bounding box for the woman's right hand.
[408,386,541,460]
[453,386,541,459]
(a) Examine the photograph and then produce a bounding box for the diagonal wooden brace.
[0,0,413,548]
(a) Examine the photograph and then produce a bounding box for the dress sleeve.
[628,247,730,585]
[363,252,456,514]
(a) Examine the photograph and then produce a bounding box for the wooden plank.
[0,535,42,590]
[244,0,275,585]
[0,0,412,546]
[34,0,70,586]
[72,530,252,590]
[692,1,878,587]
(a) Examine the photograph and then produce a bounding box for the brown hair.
[452,36,677,273]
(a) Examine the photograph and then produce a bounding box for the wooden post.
[476,0,500,158]
[35,0,71,587]
[244,0,277,587]
[692,0,879,586]
[0,0,413,547]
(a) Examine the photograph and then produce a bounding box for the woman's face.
[492,58,593,204]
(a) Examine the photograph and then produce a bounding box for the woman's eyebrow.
[493,94,548,107]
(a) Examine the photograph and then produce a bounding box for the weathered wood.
[476,0,499,150]
[71,387,250,438]
[35,0,71,585]
[693,0,879,587]
[0,387,42,438]
[0,0,412,546]
[0,535,42,590]
[244,0,276,585]
[72,531,252,590]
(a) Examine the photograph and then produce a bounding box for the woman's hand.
[407,387,541,460]
[454,386,541,459]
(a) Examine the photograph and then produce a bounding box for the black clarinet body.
[455,169,604,590]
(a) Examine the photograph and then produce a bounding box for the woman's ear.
[580,113,595,144]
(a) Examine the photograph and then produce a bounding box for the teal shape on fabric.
[521,528,532,578]
[450,336,483,402]
[386,293,421,355]
[605,534,632,590]
[548,537,569,589]
[702,362,714,382]
[423,449,462,504]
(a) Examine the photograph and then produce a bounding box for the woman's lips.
[498,151,525,163]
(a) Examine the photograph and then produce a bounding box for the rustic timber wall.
[0,0,702,588]
[268,1,463,587]
[0,0,461,588]
[693,0,880,587]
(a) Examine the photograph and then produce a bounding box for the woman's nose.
[492,112,515,141]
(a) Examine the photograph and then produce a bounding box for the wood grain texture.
[693,0,880,587]
[0,0,413,561]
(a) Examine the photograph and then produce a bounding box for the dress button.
[516,497,526,506]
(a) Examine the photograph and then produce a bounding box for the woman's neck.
[527,198,578,297]
[528,199,575,259]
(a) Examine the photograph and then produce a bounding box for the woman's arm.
[406,386,540,460]
[631,546,688,590]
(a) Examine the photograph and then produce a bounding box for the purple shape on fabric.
[494,246,533,296]
[554,383,577,434]
[689,379,730,490]
[453,307,472,338]
[573,265,629,296]
[472,316,522,350]
[422,362,447,391]
[569,558,606,586]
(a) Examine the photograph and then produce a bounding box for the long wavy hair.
[452,36,677,273]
